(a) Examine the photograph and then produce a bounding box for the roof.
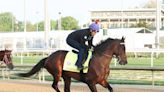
[90,8,157,12]
[107,28,152,34]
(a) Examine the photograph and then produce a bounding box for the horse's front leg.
[63,76,71,92]
[87,82,97,92]
[99,80,113,92]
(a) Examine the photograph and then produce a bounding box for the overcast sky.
[0,0,150,25]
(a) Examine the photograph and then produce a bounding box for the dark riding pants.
[66,38,87,67]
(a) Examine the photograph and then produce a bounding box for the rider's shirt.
[67,28,94,49]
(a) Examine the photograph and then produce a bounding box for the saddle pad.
[63,51,92,73]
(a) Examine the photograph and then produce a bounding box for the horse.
[0,49,14,70]
[18,37,127,92]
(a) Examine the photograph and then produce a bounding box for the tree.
[26,22,35,31]
[61,16,79,30]
[137,21,147,28]
[131,21,150,28]
[0,12,15,32]
[36,21,44,31]
[51,20,57,30]
[15,21,24,32]
[143,0,156,8]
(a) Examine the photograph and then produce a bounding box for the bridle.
[0,52,12,65]
[102,42,125,58]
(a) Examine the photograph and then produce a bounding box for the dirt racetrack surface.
[0,80,164,92]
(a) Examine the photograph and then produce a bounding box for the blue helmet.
[89,23,99,32]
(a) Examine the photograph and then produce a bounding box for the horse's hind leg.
[99,80,113,92]
[52,76,61,92]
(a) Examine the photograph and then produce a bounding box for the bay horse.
[0,49,14,70]
[18,37,127,92]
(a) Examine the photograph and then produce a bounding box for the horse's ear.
[121,36,125,42]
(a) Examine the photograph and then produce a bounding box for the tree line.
[0,12,80,32]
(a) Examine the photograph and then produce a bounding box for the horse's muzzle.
[7,63,14,70]
[119,60,128,65]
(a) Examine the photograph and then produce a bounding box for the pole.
[24,0,27,51]
[121,0,123,28]
[44,0,50,49]
[58,12,61,30]
[156,0,160,49]
[36,12,39,32]
[12,15,14,32]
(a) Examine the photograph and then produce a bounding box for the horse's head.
[0,50,14,70]
[94,37,127,65]
[113,37,127,65]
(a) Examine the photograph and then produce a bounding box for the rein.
[94,50,112,58]
[3,54,11,64]
[102,53,112,58]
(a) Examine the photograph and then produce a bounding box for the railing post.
[42,69,45,82]
[21,51,23,65]
[38,71,41,82]
[151,70,154,87]
[151,52,154,67]
[114,58,117,66]
[2,68,5,80]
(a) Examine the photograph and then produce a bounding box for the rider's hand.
[90,46,94,51]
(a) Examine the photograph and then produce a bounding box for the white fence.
[11,48,164,67]
[1,48,164,86]
[1,65,164,86]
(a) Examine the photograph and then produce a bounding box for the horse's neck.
[93,50,113,66]
[0,53,3,60]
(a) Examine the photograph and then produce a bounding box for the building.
[103,28,155,50]
[90,8,164,29]
[0,28,158,51]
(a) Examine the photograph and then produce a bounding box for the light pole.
[24,0,27,50]
[121,0,124,28]
[44,0,50,49]
[156,0,160,49]
[36,11,39,32]
[11,15,14,32]
[58,12,61,30]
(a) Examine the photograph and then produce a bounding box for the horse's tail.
[17,57,47,77]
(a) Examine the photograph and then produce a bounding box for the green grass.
[110,57,164,67]
[7,55,164,86]
[12,56,164,67]
[12,56,44,64]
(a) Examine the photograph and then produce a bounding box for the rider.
[66,21,100,69]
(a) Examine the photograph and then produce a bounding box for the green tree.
[61,16,79,30]
[0,12,15,32]
[51,20,57,30]
[131,21,150,28]
[143,0,156,8]
[37,21,44,31]
[134,21,149,28]
[14,21,24,32]
[26,21,35,31]
[34,20,56,31]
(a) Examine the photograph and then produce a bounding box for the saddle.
[63,50,92,73]
[72,49,88,64]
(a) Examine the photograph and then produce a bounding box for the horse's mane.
[0,50,12,54]
[94,37,118,53]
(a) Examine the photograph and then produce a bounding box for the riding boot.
[81,50,88,64]
[75,48,85,69]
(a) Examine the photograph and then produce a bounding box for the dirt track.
[0,80,164,92]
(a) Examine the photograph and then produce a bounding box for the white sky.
[0,0,149,25]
